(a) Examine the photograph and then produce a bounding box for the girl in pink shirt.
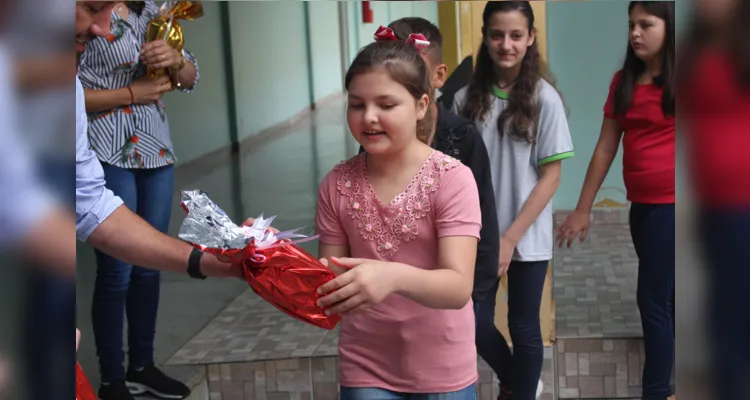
[314,36,482,399]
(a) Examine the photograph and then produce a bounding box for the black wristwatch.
[187,247,207,280]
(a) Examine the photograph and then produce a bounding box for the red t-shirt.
[603,71,675,204]
[682,49,750,208]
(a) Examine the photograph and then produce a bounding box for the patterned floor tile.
[312,326,339,357]
[556,338,645,398]
[167,289,330,365]
[207,350,555,400]
[553,209,642,339]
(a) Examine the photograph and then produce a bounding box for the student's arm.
[573,118,623,212]
[315,171,351,276]
[504,161,562,244]
[572,73,624,213]
[501,88,573,270]
[391,234,477,309]
[556,74,624,247]
[318,166,480,312]
[555,118,622,247]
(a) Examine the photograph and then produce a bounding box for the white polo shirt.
[453,79,574,262]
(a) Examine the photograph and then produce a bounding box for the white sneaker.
[536,379,544,398]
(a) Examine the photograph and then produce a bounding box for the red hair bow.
[373,26,431,52]
[374,25,397,41]
[406,33,430,51]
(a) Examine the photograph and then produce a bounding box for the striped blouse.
[78,1,200,169]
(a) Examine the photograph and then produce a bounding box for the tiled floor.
[552,210,642,339]
[203,353,556,400]
[166,289,337,366]
[556,338,646,398]
[167,288,557,400]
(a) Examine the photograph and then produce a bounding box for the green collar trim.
[492,85,510,100]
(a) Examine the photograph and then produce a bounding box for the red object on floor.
[362,1,373,23]
[76,362,97,400]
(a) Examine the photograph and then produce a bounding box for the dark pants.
[24,160,76,400]
[474,260,548,400]
[629,203,675,400]
[699,207,750,400]
[92,163,174,383]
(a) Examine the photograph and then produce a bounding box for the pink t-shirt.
[315,150,481,393]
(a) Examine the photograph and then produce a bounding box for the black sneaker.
[99,380,136,400]
[125,365,191,399]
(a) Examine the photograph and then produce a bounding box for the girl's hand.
[555,209,591,248]
[316,257,400,315]
[140,40,181,69]
[498,235,515,277]
[129,75,172,103]
[318,257,348,276]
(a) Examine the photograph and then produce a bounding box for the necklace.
[497,78,516,90]
[493,78,516,100]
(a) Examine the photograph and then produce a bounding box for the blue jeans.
[474,260,547,400]
[699,207,750,400]
[340,384,476,400]
[24,160,76,400]
[629,203,675,400]
[92,163,174,383]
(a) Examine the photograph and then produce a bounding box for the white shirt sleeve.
[536,81,574,165]
[75,76,124,242]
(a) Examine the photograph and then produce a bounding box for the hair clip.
[373,26,431,54]
[374,25,398,41]
[406,33,430,51]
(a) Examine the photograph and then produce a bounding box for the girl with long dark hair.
[557,2,675,399]
[453,2,574,399]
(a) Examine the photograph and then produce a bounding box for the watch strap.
[187,247,207,280]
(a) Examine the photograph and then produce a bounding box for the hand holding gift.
[144,1,203,79]
[140,40,182,71]
[178,190,342,330]
[316,257,400,316]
